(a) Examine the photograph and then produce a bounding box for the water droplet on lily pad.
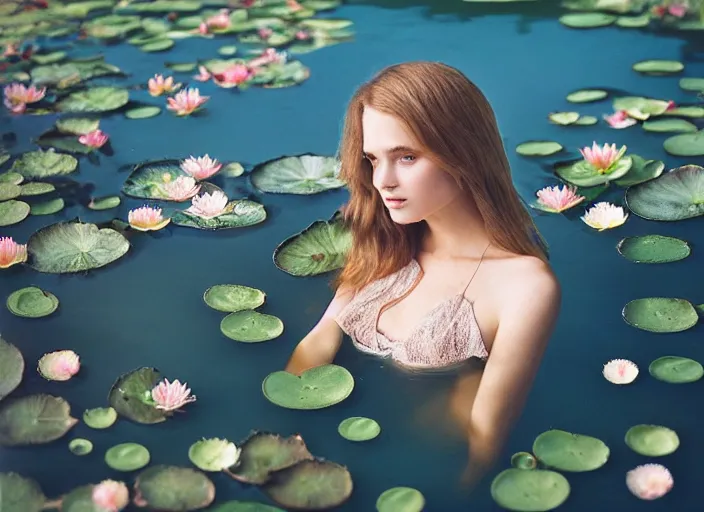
[622,297,698,333]
[515,141,563,157]
[83,407,118,429]
[69,438,93,456]
[376,486,425,512]
[633,59,684,75]
[0,394,78,446]
[617,234,690,264]
[649,355,704,383]
[0,337,24,401]
[6,286,59,318]
[338,416,381,442]
[188,438,241,471]
[0,473,46,512]
[105,442,151,471]
[625,425,679,457]
[625,165,704,220]
[203,284,266,313]
[532,429,609,472]
[250,154,345,195]
[262,364,354,410]
[134,465,215,510]
[491,468,570,511]
[511,451,537,470]
[566,89,607,103]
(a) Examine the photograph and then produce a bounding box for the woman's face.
[362,106,463,225]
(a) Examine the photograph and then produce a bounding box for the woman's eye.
[400,155,416,163]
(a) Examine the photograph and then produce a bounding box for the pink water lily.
[535,184,585,213]
[128,206,171,231]
[603,359,638,384]
[186,190,229,218]
[148,74,181,97]
[78,129,109,149]
[604,110,637,129]
[193,66,211,82]
[579,142,626,173]
[0,237,27,269]
[180,155,222,180]
[213,64,253,88]
[162,175,201,201]
[38,350,80,381]
[3,82,46,114]
[205,9,231,29]
[258,27,273,39]
[295,30,311,40]
[92,480,129,512]
[167,88,209,116]
[249,48,287,68]
[286,0,304,11]
[581,202,628,231]
[151,378,196,412]
[627,464,673,500]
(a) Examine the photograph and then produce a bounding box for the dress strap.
[462,242,491,295]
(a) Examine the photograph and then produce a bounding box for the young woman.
[285,61,561,485]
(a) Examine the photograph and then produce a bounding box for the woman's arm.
[284,286,354,375]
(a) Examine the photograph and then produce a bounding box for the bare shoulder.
[492,253,561,314]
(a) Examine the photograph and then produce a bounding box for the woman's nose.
[373,161,398,190]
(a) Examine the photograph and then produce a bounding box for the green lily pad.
[642,118,698,133]
[208,502,284,512]
[36,134,96,155]
[649,356,704,383]
[83,406,118,429]
[274,213,351,277]
[222,162,245,177]
[189,438,241,472]
[88,196,121,210]
[622,297,698,333]
[10,149,78,179]
[491,468,570,512]
[633,60,684,75]
[21,182,55,196]
[338,417,381,442]
[625,165,704,220]
[548,111,580,125]
[57,86,130,113]
[663,131,704,157]
[663,106,704,118]
[616,14,651,27]
[0,394,77,446]
[121,0,202,12]
[625,425,679,456]
[56,117,100,135]
[61,485,105,511]
[679,77,704,92]
[0,183,21,201]
[6,286,59,318]
[555,156,632,187]
[0,338,23,401]
[31,198,65,216]
[220,310,283,342]
[203,284,266,313]
[140,38,174,52]
[0,199,29,226]
[105,442,151,471]
[0,173,24,185]
[134,465,216,511]
[613,155,664,187]
[566,89,607,103]
[559,12,616,28]
[532,429,609,472]
[612,96,670,118]
[250,154,344,194]
[376,487,425,512]
[27,221,130,274]
[219,45,238,56]
[228,432,312,485]
[108,367,168,424]
[516,141,563,157]
[262,364,354,410]
[262,459,352,511]
[166,61,198,72]
[617,235,690,264]
[125,105,162,119]
[0,473,46,512]
[511,452,537,470]
[69,438,93,456]
[574,115,598,126]
[171,199,266,230]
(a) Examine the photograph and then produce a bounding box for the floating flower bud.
[92,479,129,511]
[626,464,673,500]
[37,350,80,381]
[603,359,638,384]
[78,129,109,149]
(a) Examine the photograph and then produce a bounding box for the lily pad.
[6,286,59,318]
[0,183,21,201]
[0,200,30,226]
[338,417,381,442]
[203,284,266,313]
[140,38,174,52]
[616,14,650,27]
[228,432,313,485]
[617,235,690,264]
[622,297,698,333]
[532,429,609,472]
[574,115,597,125]
[56,117,100,135]
[642,118,698,133]
[663,106,704,118]
[376,487,425,512]
[679,77,704,92]
[633,60,684,75]
[649,356,704,383]
[219,45,238,56]
[491,468,570,512]
[83,406,118,429]
[0,338,23,401]
[125,105,162,119]
[0,473,46,512]
[88,196,121,210]
[134,465,216,511]
[625,165,704,220]
[57,86,130,113]
[511,452,538,470]
[555,155,632,187]
[250,154,344,194]
[566,89,607,103]
[220,310,283,342]
[262,364,354,410]
[21,182,55,196]
[171,199,266,230]
[189,438,241,472]
[515,141,563,157]
[27,221,130,274]
[222,162,245,177]
[612,96,670,119]
[108,367,167,424]
[548,111,580,125]
[208,502,284,512]
[663,131,704,157]
[274,213,351,277]
[31,198,65,216]
[10,148,78,179]
[122,159,201,200]
[613,155,664,187]
[262,459,352,511]
[0,173,24,185]
[69,438,93,456]
[0,394,77,446]
[625,425,679,456]
[105,442,151,471]
[61,485,106,511]
[559,12,616,27]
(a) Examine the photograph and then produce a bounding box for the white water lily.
[189,438,241,471]
[603,359,638,384]
[581,202,628,231]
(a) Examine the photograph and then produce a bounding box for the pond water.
[1,0,704,510]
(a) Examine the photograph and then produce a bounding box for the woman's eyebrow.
[363,145,415,158]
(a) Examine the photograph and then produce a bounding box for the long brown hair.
[334,61,548,292]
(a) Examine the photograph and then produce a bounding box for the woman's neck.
[420,196,491,260]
